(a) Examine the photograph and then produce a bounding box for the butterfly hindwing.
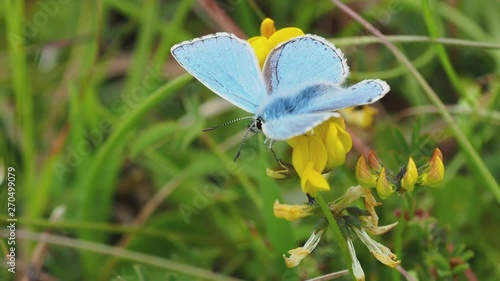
[171,32,267,113]
[261,112,340,140]
[262,35,349,96]
[303,79,390,112]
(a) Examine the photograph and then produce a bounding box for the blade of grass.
[12,231,243,281]
[78,74,192,275]
[122,0,159,94]
[151,0,196,68]
[3,0,35,200]
[422,0,466,100]
[329,35,500,49]
[330,0,500,202]
[351,45,436,80]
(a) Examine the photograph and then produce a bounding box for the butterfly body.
[171,32,389,141]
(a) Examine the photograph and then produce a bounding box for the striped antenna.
[202,116,254,132]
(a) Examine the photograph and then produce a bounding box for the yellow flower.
[400,157,418,192]
[289,135,330,197]
[248,18,305,67]
[419,148,445,187]
[376,167,394,199]
[314,116,353,169]
[283,228,326,268]
[340,105,378,129]
[352,227,400,268]
[287,117,352,196]
[347,238,366,281]
[273,200,313,221]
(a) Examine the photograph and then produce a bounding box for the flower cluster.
[251,19,353,197]
[246,18,445,280]
[275,186,400,280]
[355,148,445,199]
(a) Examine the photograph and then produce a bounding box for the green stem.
[316,194,355,281]
[422,0,467,100]
[329,35,500,49]
[12,231,242,281]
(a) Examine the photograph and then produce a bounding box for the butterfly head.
[249,116,264,133]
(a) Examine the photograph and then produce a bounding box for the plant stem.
[316,193,355,281]
[329,35,500,49]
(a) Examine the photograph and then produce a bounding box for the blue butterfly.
[171,32,389,143]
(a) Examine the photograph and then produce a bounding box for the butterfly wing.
[171,32,267,113]
[261,112,340,141]
[259,79,389,140]
[262,34,349,96]
[305,79,390,112]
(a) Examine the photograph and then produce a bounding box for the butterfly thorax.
[258,84,332,121]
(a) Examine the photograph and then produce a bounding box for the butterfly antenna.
[202,116,254,132]
[234,125,254,162]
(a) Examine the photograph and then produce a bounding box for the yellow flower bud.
[376,167,394,199]
[367,151,383,172]
[401,157,418,192]
[355,155,378,188]
[420,148,445,187]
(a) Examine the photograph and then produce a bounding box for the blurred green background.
[1,0,499,280]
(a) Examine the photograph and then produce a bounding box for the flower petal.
[401,157,418,192]
[283,247,309,268]
[376,167,394,199]
[248,36,272,67]
[274,200,313,221]
[268,27,305,48]
[356,156,378,188]
[283,228,326,267]
[292,135,327,175]
[347,238,366,281]
[260,18,276,38]
[353,228,400,268]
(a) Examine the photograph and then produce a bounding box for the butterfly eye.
[256,117,263,130]
[248,117,264,133]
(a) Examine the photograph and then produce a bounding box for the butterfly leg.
[269,146,281,164]
[264,138,274,149]
[306,194,316,205]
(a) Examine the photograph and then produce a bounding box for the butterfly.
[171,32,389,143]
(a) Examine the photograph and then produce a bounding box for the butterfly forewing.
[262,35,349,97]
[171,33,267,113]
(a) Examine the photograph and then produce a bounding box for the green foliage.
[1,0,499,280]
